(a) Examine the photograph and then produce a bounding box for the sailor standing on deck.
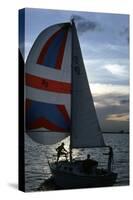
[104,146,114,172]
[56,143,68,163]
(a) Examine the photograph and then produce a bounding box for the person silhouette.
[83,154,98,174]
[56,143,68,163]
[104,146,114,172]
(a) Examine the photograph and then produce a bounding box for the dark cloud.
[120,27,129,36]
[96,104,129,132]
[119,99,129,104]
[93,93,129,131]
[94,94,129,107]
[71,14,84,21]
[120,27,129,44]
[113,113,128,118]
[71,14,102,34]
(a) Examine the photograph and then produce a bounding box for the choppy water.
[24,133,129,192]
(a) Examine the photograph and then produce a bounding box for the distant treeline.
[102,131,129,134]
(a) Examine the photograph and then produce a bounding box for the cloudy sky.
[23,8,129,132]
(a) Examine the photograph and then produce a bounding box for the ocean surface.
[24,133,129,192]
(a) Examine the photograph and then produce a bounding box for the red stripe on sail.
[55,30,68,69]
[37,28,63,65]
[26,73,71,94]
[29,117,67,132]
[56,105,70,122]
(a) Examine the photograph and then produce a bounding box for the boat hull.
[50,161,117,189]
[53,171,117,189]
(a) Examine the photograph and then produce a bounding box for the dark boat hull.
[50,161,117,189]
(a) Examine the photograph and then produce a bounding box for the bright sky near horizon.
[21,8,129,132]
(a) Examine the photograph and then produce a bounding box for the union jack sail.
[25,23,72,144]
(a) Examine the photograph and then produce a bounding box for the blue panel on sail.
[37,29,67,69]
[43,31,64,68]
[26,99,70,131]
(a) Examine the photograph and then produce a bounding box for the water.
[24,133,129,192]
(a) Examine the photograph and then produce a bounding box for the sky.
[22,8,129,132]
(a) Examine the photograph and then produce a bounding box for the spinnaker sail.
[25,23,72,144]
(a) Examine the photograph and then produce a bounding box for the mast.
[69,18,74,162]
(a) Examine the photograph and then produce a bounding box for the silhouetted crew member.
[83,154,98,174]
[104,146,114,172]
[56,143,68,163]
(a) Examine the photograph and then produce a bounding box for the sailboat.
[25,19,117,189]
